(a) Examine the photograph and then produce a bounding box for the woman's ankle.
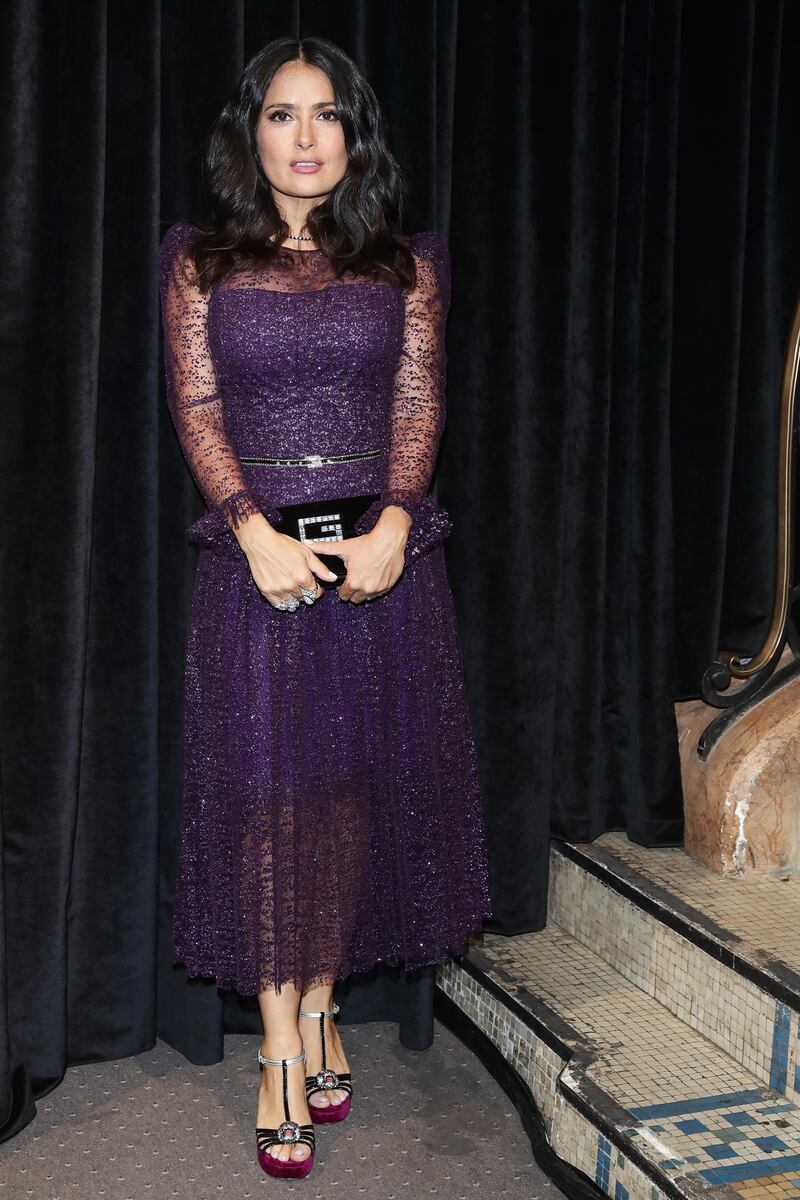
[260,1029,304,1056]
[299,982,335,1009]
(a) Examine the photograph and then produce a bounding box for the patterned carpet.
[0,1018,561,1198]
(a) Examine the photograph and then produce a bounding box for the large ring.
[299,582,320,604]
[275,596,300,611]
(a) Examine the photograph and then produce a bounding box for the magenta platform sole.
[257,1148,315,1178]
[309,1093,352,1123]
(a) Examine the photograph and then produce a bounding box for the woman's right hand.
[234,514,338,609]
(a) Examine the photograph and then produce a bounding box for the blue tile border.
[675,1118,708,1133]
[752,1135,790,1151]
[699,1151,800,1183]
[628,1089,768,1119]
[704,1143,740,1160]
[770,1001,792,1093]
[595,1133,612,1190]
[722,1111,758,1127]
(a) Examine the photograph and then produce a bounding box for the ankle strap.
[298,1002,340,1019]
[257,1047,307,1068]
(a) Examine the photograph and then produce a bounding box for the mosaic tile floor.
[624,1097,800,1190]
[548,843,794,1096]
[573,832,800,986]
[477,924,800,1196]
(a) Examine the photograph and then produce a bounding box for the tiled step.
[549,835,800,1098]
[436,921,800,1200]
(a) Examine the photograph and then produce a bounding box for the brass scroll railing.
[698,295,800,758]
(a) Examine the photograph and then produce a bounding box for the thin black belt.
[239,449,381,468]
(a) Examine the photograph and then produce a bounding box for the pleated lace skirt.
[171,478,493,996]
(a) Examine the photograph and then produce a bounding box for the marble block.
[677,648,800,875]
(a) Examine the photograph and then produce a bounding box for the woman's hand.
[233,513,338,609]
[303,506,412,604]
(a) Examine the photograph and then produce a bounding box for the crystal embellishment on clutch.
[297,513,344,542]
[316,1069,339,1090]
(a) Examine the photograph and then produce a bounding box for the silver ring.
[275,595,300,611]
[299,583,320,604]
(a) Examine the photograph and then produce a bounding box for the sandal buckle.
[316,1068,339,1090]
[298,1002,340,1019]
[276,1120,301,1143]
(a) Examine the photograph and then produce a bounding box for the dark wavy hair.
[186,34,418,292]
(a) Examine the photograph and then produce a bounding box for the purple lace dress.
[159,221,492,996]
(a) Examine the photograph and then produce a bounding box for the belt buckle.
[303,454,325,468]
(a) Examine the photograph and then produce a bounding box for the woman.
[159,34,492,1179]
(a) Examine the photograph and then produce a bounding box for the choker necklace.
[289,231,315,242]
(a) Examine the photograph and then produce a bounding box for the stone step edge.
[554,840,800,1010]
[549,843,798,1096]
[437,947,703,1200]
[434,983,610,1200]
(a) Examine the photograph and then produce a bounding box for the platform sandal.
[298,1001,353,1123]
[255,1046,316,1178]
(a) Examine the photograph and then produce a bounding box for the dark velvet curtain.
[446,0,800,932]
[2,0,798,1145]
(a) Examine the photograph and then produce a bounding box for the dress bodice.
[158,222,452,539]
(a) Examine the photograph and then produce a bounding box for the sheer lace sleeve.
[374,231,452,525]
[159,222,261,532]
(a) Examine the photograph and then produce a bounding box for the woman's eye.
[267,109,339,122]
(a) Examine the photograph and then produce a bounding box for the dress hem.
[171,906,493,997]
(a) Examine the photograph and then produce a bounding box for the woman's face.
[255,60,348,202]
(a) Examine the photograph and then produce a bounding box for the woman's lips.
[291,162,322,173]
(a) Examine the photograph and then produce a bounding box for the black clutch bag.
[272,493,381,588]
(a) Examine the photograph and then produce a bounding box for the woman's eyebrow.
[263,100,335,110]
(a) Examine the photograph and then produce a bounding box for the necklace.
[289,231,315,241]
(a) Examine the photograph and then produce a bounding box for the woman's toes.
[309,1092,330,1107]
[292,1144,309,1161]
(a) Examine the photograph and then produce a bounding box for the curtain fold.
[1,0,797,1145]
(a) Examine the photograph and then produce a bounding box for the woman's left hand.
[303,518,409,604]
